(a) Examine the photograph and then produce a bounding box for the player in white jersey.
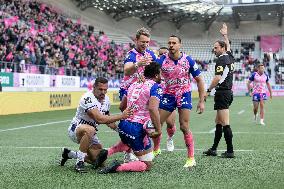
[99,62,162,174]
[60,77,132,173]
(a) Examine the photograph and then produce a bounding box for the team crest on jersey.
[157,88,163,95]
[181,61,187,67]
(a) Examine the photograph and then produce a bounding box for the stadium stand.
[0,0,131,79]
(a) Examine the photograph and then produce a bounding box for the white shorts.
[68,122,100,145]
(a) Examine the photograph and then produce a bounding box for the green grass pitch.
[0,97,283,189]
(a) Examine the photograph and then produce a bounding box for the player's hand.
[148,130,161,138]
[220,23,227,36]
[204,91,210,102]
[137,56,152,67]
[121,107,133,119]
[196,100,205,114]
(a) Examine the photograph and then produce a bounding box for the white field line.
[0,120,71,133]
[238,110,245,115]
[0,113,122,133]
[209,128,216,133]
[1,121,284,135]
[11,146,254,152]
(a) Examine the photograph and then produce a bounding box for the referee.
[203,23,235,158]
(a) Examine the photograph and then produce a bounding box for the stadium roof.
[76,0,284,30]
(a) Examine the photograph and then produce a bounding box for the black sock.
[211,124,223,150]
[223,125,234,153]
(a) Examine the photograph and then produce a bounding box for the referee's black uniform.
[214,50,235,156]
[214,51,234,110]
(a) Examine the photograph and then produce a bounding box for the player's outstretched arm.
[220,23,231,52]
[87,107,132,124]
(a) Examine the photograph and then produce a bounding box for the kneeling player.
[59,77,132,172]
[99,62,162,173]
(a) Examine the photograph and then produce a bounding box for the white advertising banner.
[19,73,50,87]
[55,75,80,88]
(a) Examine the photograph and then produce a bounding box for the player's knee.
[179,125,189,134]
[138,152,154,161]
[166,121,174,128]
[81,128,96,139]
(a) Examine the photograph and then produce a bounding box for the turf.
[0,97,283,189]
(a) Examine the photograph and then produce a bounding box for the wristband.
[207,89,211,93]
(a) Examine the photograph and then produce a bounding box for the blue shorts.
[118,120,152,152]
[159,92,192,112]
[252,93,267,102]
[119,88,127,101]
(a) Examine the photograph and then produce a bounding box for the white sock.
[76,150,86,163]
[68,151,77,159]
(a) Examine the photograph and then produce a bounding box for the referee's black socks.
[211,124,223,151]
[223,125,234,153]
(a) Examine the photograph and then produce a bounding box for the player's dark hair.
[144,62,160,78]
[215,40,227,51]
[170,35,182,43]
[159,47,168,50]
[94,77,108,87]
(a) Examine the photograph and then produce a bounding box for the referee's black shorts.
[214,90,233,110]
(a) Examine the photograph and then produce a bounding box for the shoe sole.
[203,153,217,156]
[75,168,88,173]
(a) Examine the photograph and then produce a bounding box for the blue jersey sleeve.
[147,49,157,61]
[155,55,166,66]
[187,56,201,78]
[124,51,136,64]
[249,72,256,81]
[150,83,163,100]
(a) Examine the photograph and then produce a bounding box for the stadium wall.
[0,90,120,115]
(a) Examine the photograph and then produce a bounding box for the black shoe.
[93,149,108,169]
[203,148,217,156]
[221,151,235,158]
[60,148,71,166]
[75,161,87,173]
[98,160,121,174]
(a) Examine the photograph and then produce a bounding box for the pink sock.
[116,161,148,172]
[184,132,194,158]
[167,124,176,138]
[152,134,162,151]
[108,141,130,157]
